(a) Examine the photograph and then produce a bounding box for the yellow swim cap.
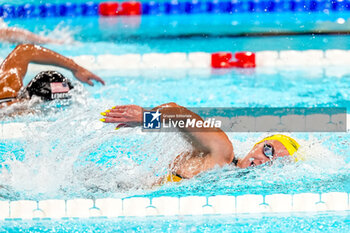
[255,134,300,160]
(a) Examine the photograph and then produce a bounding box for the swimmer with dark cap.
[0,44,104,108]
[101,103,301,183]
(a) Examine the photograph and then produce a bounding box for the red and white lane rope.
[2,50,350,71]
[71,50,350,69]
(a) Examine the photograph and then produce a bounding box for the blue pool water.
[1,3,350,232]
[1,212,350,232]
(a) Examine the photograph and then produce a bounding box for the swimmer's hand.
[101,105,143,124]
[73,66,105,86]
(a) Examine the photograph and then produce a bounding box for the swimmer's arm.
[103,103,234,177]
[153,103,234,175]
[170,151,231,179]
[0,71,23,99]
[102,103,234,169]
[153,103,233,162]
[0,44,104,87]
[0,28,62,44]
[103,102,234,166]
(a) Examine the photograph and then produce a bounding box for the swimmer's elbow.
[218,136,234,164]
[14,44,30,50]
[212,142,234,165]
[165,102,180,107]
[13,44,36,53]
[222,144,234,164]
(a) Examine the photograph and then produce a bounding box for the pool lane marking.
[7,50,348,72]
[1,192,349,220]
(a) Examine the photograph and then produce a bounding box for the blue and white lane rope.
[2,0,350,18]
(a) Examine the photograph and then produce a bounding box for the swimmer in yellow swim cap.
[235,134,300,168]
[101,102,300,182]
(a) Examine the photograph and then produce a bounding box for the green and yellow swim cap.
[255,134,301,161]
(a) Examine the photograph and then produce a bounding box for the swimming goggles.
[263,143,274,160]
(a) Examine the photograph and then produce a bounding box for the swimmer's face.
[237,140,290,168]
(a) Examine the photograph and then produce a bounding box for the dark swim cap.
[23,71,74,101]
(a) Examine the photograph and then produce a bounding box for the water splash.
[149,134,350,198]
[0,18,8,29]
[0,85,191,199]
[39,22,76,44]
[0,84,350,200]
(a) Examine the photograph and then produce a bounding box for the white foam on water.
[1,116,349,200]
[40,22,76,44]
[0,88,193,199]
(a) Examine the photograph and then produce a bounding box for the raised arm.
[153,102,233,164]
[0,44,104,99]
[101,103,235,178]
[152,102,234,177]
